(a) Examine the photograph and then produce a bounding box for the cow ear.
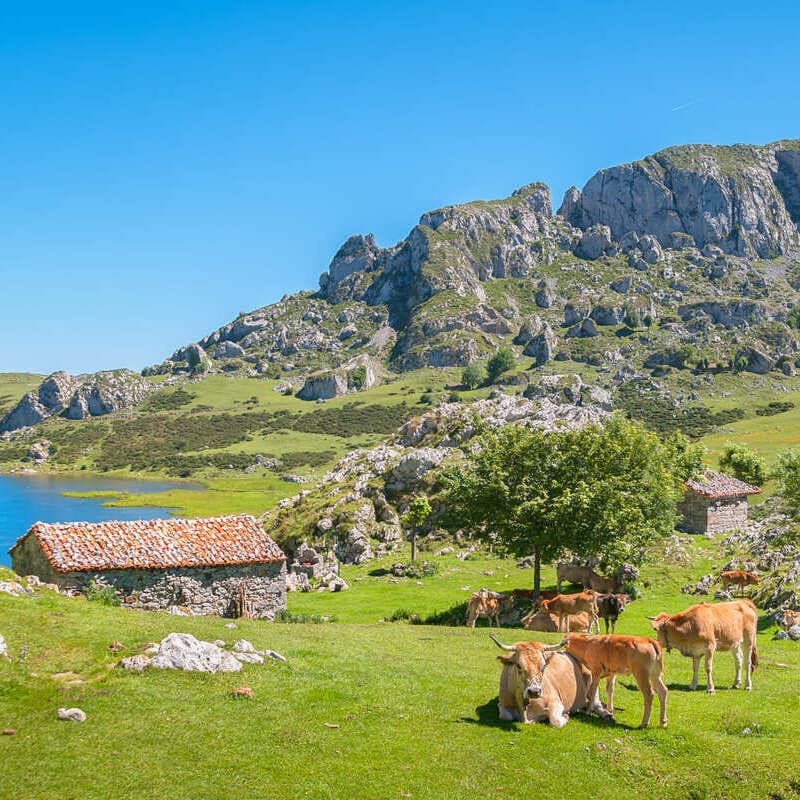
[497,653,515,665]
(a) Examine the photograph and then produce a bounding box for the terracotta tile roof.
[11,515,285,573]
[684,471,761,498]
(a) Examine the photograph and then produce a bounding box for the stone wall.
[13,535,286,619]
[678,491,749,535]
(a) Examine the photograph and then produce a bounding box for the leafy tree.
[719,443,766,486]
[461,362,486,389]
[438,417,684,597]
[774,449,800,513]
[787,304,800,330]
[623,305,642,329]
[402,496,432,563]
[486,348,516,384]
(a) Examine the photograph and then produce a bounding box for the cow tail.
[652,640,664,671]
[751,645,758,672]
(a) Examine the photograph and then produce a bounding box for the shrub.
[419,392,437,405]
[402,561,438,579]
[486,348,516,384]
[141,388,197,412]
[719,444,766,486]
[349,366,367,390]
[787,305,800,330]
[275,609,335,624]
[461,363,486,389]
[86,579,121,607]
[755,401,795,417]
[387,608,416,622]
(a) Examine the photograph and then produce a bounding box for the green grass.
[0,372,41,415]
[1,538,798,800]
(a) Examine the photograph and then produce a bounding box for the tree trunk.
[410,531,417,563]
[532,545,541,601]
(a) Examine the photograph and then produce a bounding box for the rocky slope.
[141,138,800,403]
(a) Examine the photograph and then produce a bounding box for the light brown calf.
[720,570,759,596]
[647,599,758,693]
[539,591,599,634]
[490,635,594,728]
[465,591,513,628]
[547,633,668,728]
[520,610,591,633]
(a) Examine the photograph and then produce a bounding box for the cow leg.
[743,634,754,691]
[705,647,716,694]
[653,673,668,728]
[634,670,655,728]
[731,642,743,689]
[547,701,568,728]
[690,656,701,690]
[610,617,616,634]
[498,704,516,722]
[605,675,616,716]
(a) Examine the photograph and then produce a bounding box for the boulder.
[297,371,348,401]
[149,633,242,673]
[389,448,447,489]
[575,224,613,260]
[215,341,246,359]
[26,440,51,465]
[566,318,598,338]
[736,348,774,375]
[522,324,558,366]
[513,317,543,346]
[0,634,9,661]
[788,624,800,641]
[57,708,86,722]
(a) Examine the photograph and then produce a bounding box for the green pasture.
[1,541,798,800]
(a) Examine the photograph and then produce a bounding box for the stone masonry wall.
[678,491,749,535]
[11,535,287,619]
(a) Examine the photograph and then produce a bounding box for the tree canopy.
[719,443,766,486]
[438,416,701,594]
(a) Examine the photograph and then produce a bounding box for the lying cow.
[511,588,559,606]
[596,593,632,633]
[465,590,513,628]
[520,609,591,633]
[720,570,759,596]
[538,590,599,634]
[546,633,668,728]
[489,634,594,728]
[647,599,758,693]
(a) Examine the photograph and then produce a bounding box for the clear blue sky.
[2,0,798,375]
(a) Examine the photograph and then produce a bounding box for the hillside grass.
[1,541,798,800]
[0,372,41,415]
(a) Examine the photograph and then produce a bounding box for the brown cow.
[539,591,599,634]
[720,570,759,596]
[520,610,592,633]
[556,563,594,592]
[546,633,668,728]
[647,599,758,693]
[465,591,513,628]
[589,572,624,594]
[489,634,595,728]
[511,588,559,605]
[778,609,800,630]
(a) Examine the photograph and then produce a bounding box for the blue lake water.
[0,474,195,567]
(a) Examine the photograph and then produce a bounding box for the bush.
[86,579,121,607]
[486,348,516,384]
[387,608,417,622]
[787,305,800,330]
[461,363,486,389]
[275,609,335,624]
[755,401,795,417]
[402,561,438,579]
[419,392,437,405]
[719,444,766,486]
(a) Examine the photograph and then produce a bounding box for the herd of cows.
[466,565,768,729]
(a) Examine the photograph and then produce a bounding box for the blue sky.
[2,0,799,374]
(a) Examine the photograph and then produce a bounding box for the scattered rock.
[233,640,256,653]
[119,655,150,672]
[57,707,87,723]
[788,624,800,641]
[149,633,242,673]
[0,634,9,661]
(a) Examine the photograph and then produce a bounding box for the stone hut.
[9,514,287,619]
[677,472,761,535]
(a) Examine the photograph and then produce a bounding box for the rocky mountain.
[0,370,154,433]
[137,137,800,403]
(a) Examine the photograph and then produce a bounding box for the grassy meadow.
[2,540,799,800]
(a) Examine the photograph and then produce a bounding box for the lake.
[0,474,193,567]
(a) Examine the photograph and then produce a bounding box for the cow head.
[646,613,672,650]
[489,635,552,702]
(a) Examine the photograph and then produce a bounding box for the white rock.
[149,633,242,673]
[260,649,287,662]
[213,640,226,648]
[0,634,9,661]
[233,639,256,653]
[233,652,265,665]
[224,622,237,629]
[119,654,150,671]
[58,707,86,722]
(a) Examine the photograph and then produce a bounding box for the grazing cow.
[520,609,592,633]
[546,634,668,728]
[647,599,758,693]
[489,634,594,728]
[538,591,599,634]
[556,563,594,592]
[778,609,800,630]
[595,593,631,633]
[589,572,624,594]
[465,590,513,628]
[720,570,759,596]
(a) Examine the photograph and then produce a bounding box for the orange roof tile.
[10,515,285,573]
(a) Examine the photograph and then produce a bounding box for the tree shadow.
[367,568,390,577]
